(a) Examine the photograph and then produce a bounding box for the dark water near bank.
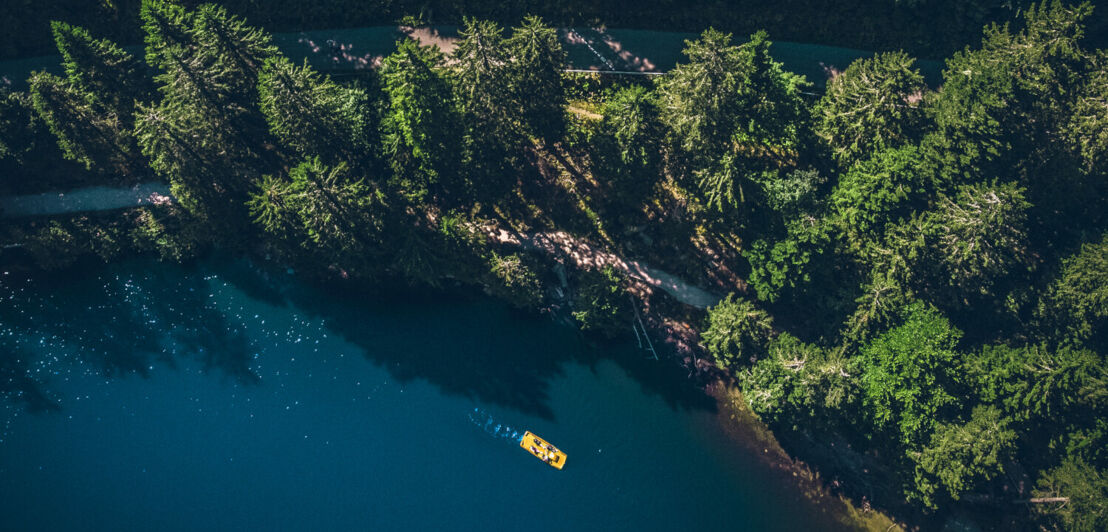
[0,257,833,531]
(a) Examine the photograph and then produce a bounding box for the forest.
[0,0,1106,529]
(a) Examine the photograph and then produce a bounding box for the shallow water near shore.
[0,257,837,531]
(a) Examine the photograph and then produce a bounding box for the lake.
[0,256,837,531]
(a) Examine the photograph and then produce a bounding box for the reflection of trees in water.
[0,258,258,412]
[0,255,713,418]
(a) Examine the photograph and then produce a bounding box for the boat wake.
[468,408,523,443]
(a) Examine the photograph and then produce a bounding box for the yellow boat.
[520,431,567,470]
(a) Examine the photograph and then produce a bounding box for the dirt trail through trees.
[486,225,722,309]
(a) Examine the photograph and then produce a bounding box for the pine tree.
[505,16,567,143]
[135,0,279,230]
[451,18,520,203]
[912,405,1017,508]
[380,38,461,202]
[657,29,807,214]
[29,71,134,173]
[815,51,926,168]
[249,157,386,266]
[26,22,150,175]
[51,21,151,116]
[257,56,377,170]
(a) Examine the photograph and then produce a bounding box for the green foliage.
[21,217,126,269]
[51,21,150,117]
[572,265,629,337]
[816,51,926,167]
[831,145,925,250]
[28,71,137,173]
[450,18,519,203]
[7,6,1108,526]
[842,269,913,345]
[912,405,1017,508]
[594,85,663,195]
[135,0,277,227]
[380,38,461,202]
[1042,232,1108,347]
[741,332,857,428]
[249,157,385,263]
[488,252,544,308]
[760,168,825,219]
[925,1,1094,190]
[504,16,567,142]
[0,90,41,164]
[130,206,204,262]
[1067,50,1108,173]
[1032,457,1108,532]
[744,216,832,303]
[701,293,775,369]
[657,29,808,214]
[859,302,964,448]
[965,342,1107,470]
[924,182,1032,300]
[257,56,378,170]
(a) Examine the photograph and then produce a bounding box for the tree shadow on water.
[0,258,260,413]
[1,255,718,421]
[275,270,717,420]
[284,282,570,420]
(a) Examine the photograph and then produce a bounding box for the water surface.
[0,257,835,531]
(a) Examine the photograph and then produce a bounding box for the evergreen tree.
[701,293,775,369]
[657,29,807,214]
[912,405,1017,508]
[594,85,663,196]
[815,51,926,167]
[29,71,134,173]
[27,22,149,175]
[1067,50,1108,174]
[380,38,461,202]
[924,182,1033,302]
[1033,457,1108,532]
[830,145,926,253]
[250,157,385,265]
[451,18,519,203]
[741,332,858,429]
[1042,232,1108,347]
[135,0,278,229]
[923,0,1096,225]
[257,56,378,170]
[51,21,151,116]
[505,16,567,143]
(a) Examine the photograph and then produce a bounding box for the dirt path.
[486,226,722,309]
[0,183,172,218]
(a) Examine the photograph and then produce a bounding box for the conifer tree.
[815,51,926,168]
[380,38,461,202]
[51,21,151,116]
[257,56,377,171]
[451,18,519,202]
[26,22,149,175]
[135,0,278,229]
[505,16,567,143]
[594,85,662,195]
[29,71,134,173]
[657,29,807,214]
[249,157,385,265]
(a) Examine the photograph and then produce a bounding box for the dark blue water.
[0,257,833,531]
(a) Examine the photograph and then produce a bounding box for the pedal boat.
[521,431,566,470]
